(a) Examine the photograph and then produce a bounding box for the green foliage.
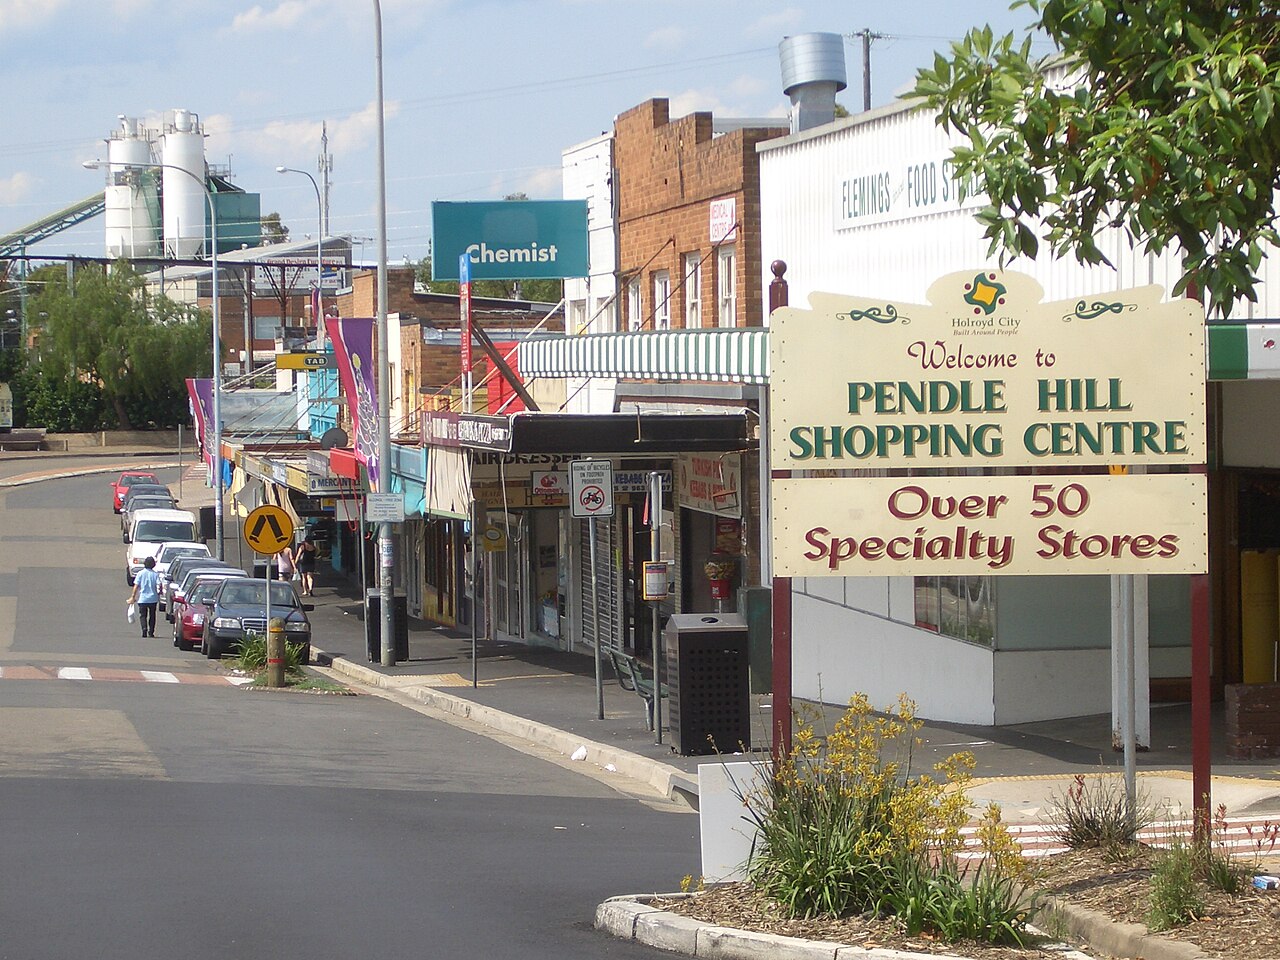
[234,631,305,675]
[735,695,1033,946]
[882,855,1034,946]
[261,212,290,244]
[27,261,210,428]
[13,369,110,431]
[1148,836,1205,931]
[1048,772,1157,851]
[911,0,1280,317]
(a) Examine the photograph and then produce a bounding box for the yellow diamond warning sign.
[243,504,294,555]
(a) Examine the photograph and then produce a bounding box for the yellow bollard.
[267,617,287,688]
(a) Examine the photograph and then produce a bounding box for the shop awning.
[505,412,749,455]
[517,328,769,384]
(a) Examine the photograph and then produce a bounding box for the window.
[652,270,671,330]
[595,296,614,334]
[627,279,642,330]
[914,576,996,647]
[683,253,701,328]
[716,245,736,327]
[253,315,281,340]
[569,299,587,335]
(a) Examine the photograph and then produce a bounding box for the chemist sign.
[769,270,1206,471]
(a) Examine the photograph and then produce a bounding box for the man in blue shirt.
[130,556,162,638]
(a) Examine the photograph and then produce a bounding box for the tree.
[911,0,1280,317]
[30,261,210,428]
[261,211,290,244]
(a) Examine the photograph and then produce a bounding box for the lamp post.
[84,158,225,560]
[275,166,324,339]
[372,0,395,665]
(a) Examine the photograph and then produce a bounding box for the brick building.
[615,99,785,332]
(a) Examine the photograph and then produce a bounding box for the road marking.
[57,667,92,681]
[0,665,254,686]
[141,671,179,683]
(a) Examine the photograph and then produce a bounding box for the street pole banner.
[186,377,214,467]
[324,316,381,488]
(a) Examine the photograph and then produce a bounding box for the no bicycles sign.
[570,459,613,519]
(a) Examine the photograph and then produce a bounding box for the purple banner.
[324,316,380,488]
[186,378,214,468]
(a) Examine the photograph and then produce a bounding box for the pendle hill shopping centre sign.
[769,270,1208,577]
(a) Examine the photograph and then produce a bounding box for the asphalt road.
[0,468,697,960]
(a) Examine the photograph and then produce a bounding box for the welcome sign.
[432,200,589,281]
[769,270,1208,577]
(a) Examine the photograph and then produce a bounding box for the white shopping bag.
[126,601,137,624]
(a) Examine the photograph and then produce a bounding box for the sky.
[0,0,1048,269]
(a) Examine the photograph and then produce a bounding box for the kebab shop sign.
[768,270,1208,577]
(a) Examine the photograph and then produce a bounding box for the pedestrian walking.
[129,556,161,638]
[277,540,296,582]
[295,535,318,596]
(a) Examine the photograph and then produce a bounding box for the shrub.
[1148,837,1204,931]
[1048,772,1157,852]
[736,694,1033,946]
[235,631,306,675]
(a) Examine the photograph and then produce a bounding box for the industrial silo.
[104,116,160,258]
[159,109,208,258]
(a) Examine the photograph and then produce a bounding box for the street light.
[372,0,395,665]
[275,166,325,340]
[83,158,226,560]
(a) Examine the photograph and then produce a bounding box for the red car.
[171,576,229,651]
[111,471,160,513]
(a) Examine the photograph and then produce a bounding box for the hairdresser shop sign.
[768,270,1207,577]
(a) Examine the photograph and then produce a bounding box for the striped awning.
[517,328,769,384]
[517,323,1278,384]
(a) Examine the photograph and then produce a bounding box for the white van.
[125,508,200,584]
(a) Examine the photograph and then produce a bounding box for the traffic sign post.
[570,460,614,719]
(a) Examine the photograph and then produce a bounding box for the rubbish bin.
[365,590,409,663]
[664,613,750,756]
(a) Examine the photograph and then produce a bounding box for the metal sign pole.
[470,494,479,688]
[649,470,663,745]
[1120,573,1137,826]
[265,550,273,646]
[589,515,603,719]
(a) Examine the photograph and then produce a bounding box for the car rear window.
[161,546,207,563]
[134,520,198,543]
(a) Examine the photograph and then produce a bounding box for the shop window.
[683,253,701,328]
[652,270,671,330]
[716,245,736,327]
[569,299,587,335]
[914,576,996,647]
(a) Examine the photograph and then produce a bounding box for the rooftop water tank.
[779,33,848,134]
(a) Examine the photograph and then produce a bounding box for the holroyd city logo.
[962,273,1008,316]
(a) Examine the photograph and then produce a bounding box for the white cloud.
[499,166,563,200]
[0,0,68,29]
[212,100,402,162]
[644,26,686,51]
[665,88,734,119]
[0,172,36,205]
[744,7,803,40]
[230,1,307,32]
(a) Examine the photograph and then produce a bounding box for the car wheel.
[205,636,221,660]
[296,643,310,666]
[126,571,134,586]
[177,627,192,653]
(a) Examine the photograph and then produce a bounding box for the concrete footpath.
[15,451,1280,960]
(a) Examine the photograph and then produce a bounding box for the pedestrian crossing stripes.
[960,817,1280,859]
[0,665,253,686]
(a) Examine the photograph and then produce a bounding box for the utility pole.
[853,29,884,111]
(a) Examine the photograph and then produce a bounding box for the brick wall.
[614,98,786,331]
[1226,682,1280,759]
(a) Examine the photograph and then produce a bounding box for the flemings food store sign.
[769,270,1208,577]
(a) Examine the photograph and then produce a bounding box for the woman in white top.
[277,541,296,580]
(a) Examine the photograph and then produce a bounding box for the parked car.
[162,556,237,615]
[171,576,235,651]
[154,543,213,610]
[124,508,199,584]
[119,483,173,522]
[111,471,159,512]
[201,577,311,664]
[168,564,246,621]
[120,495,178,540]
